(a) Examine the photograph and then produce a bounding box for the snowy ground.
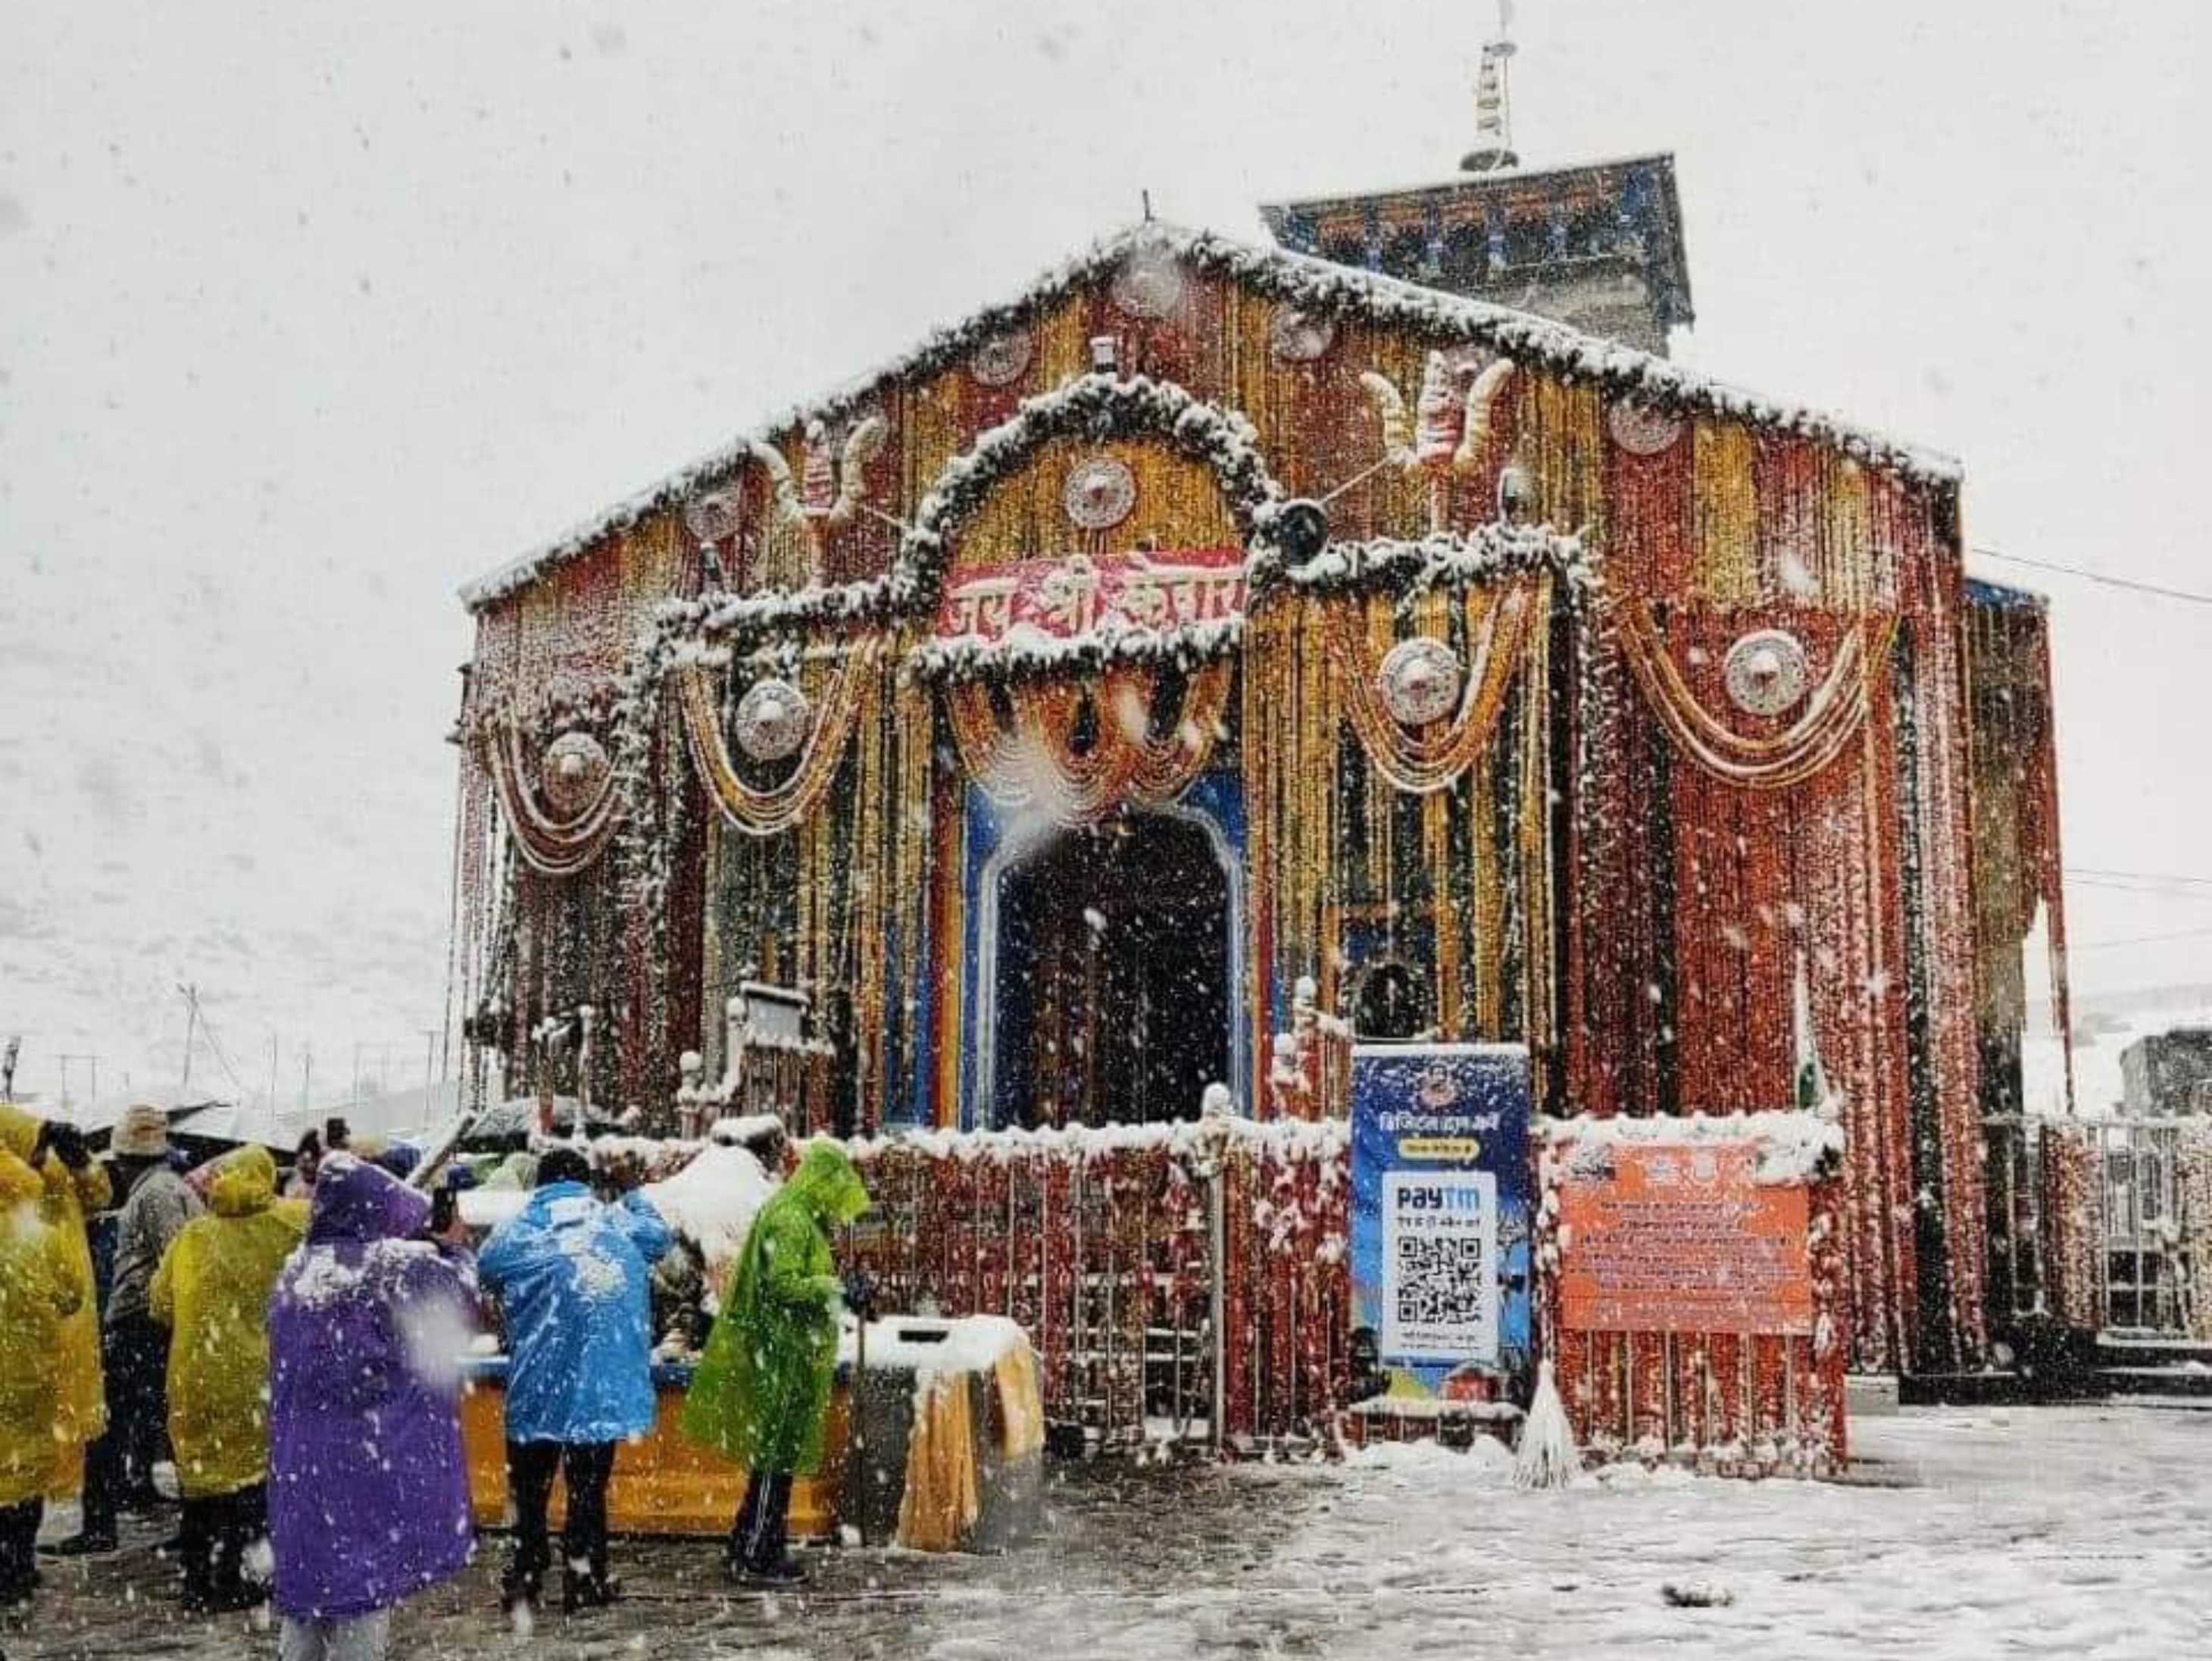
[11,1404,2209,1659]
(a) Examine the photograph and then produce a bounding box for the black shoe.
[737,1557,808,1587]
[39,1532,120,1558]
[181,1581,264,1616]
[564,1572,621,1612]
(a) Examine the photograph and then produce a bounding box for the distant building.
[2121,1029,2212,1116]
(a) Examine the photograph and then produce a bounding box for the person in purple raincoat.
[266,1152,478,1661]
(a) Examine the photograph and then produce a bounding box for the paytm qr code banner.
[1350,1044,1532,1400]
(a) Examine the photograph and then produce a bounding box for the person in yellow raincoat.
[0,1128,84,1606]
[148,1145,308,1613]
[0,1103,111,1500]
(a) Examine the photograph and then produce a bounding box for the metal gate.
[837,1119,1350,1453]
[2027,1116,2211,1339]
[2090,1120,2192,1335]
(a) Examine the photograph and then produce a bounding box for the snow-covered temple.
[447,124,2070,1380]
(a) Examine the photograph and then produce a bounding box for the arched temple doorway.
[989,809,1232,1128]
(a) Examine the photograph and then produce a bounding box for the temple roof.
[461,221,1960,613]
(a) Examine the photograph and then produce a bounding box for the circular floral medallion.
[734,678,814,763]
[970,328,1034,388]
[542,731,611,815]
[1267,304,1336,364]
[1607,399,1686,457]
[1378,637,1465,727]
[1723,629,1812,717]
[1111,252,1185,319]
[1061,455,1139,532]
[683,489,744,544]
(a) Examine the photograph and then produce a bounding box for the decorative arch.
[888,372,1292,612]
[676,374,1293,643]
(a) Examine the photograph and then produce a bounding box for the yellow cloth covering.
[893,1339,1045,1553]
[994,1344,1045,1461]
[895,1377,980,1553]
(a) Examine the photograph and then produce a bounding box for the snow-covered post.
[674,1049,706,1140]
[576,1003,596,1132]
[1179,1112,1231,1457]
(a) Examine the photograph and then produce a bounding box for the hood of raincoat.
[308,1152,430,1245]
[0,1103,39,1163]
[208,1145,278,1218]
[785,1141,870,1229]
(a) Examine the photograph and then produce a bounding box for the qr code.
[1393,1231,1489,1327]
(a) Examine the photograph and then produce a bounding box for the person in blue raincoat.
[477,1147,671,1615]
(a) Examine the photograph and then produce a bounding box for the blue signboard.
[1349,1043,1533,1400]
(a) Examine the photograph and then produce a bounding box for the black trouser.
[179,1484,266,1602]
[729,1471,795,1572]
[0,1499,42,1604]
[504,1440,617,1599]
[81,1313,170,1537]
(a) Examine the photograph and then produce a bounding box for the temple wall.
[448,249,2050,1372]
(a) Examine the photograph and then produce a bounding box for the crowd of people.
[0,1101,873,1660]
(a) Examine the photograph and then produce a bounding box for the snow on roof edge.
[459,221,1963,613]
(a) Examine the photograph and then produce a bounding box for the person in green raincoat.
[0,1104,111,1500]
[148,1145,308,1613]
[682,1140,870,1584]
[0,1140,84,1607]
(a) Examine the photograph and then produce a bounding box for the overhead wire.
[1971,546,2212,608]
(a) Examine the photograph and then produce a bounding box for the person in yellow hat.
[0,1104,111,1500]
[0,1118,86,1606]
[148,1144,308,1613]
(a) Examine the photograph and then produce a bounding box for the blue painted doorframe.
[951,771,1250,1131]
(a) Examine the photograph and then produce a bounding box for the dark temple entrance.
[992,811,1230,1128]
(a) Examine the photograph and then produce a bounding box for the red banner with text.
[1557,1141,1813,1335]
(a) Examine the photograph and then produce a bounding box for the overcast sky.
[3,0,2207,1110]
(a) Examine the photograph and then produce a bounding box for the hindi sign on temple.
[1557,1140,1814,1336]
[936,547,1246,643]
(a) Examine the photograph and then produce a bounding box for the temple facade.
[448,145,2067,1378]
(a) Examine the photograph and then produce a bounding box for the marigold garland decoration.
[1614,599,1895,790]
[676,640,879,837]
[482,715,622,878]
[943,662,1231,826]
[1326,575,1545,795]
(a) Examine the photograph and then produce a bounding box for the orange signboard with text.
[1557,1141,1813,1336]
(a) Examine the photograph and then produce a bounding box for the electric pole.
[58,1052,103,1112]
[177,983,200,1092]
